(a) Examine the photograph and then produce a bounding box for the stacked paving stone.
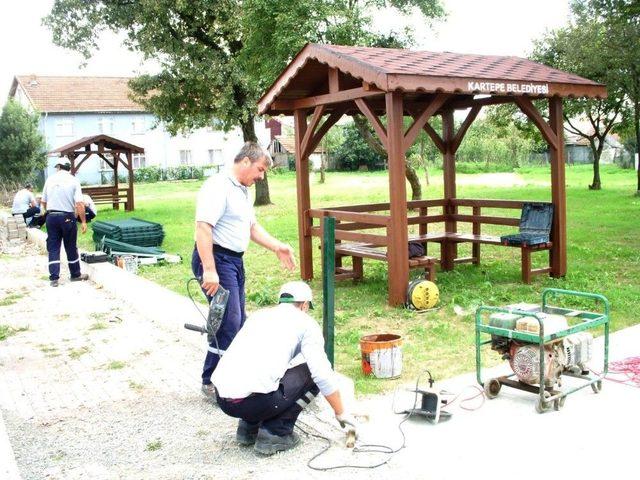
[0,212,27,252]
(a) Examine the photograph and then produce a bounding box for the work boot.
[236,420,259,446]
[254,428,300,455]
[201,383,216,402]
[70,273,89,282]
[50,279,59,287]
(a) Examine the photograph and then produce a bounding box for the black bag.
[408,241,426,258]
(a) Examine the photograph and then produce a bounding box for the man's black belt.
[47,210,73,215]
[194,242,244,258]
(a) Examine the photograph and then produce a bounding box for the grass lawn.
[78,164,640,394]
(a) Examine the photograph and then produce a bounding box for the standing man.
[192,141,296,400]
[11,183,39,225]
[41,158,89,287]
[212,281,357,455]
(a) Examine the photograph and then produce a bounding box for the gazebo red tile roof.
[259,44,607,116]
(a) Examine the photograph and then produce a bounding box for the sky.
[0,0,571,108]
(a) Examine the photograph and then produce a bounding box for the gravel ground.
[0,246,393,480]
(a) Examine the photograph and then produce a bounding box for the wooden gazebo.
[258,44,607,306]
[50,134,144,211]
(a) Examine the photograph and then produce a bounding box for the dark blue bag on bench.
[500,202,554,247]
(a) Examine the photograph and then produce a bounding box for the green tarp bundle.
[92,218,165,248]
[99,237,165,256]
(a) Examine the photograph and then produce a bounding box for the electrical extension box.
[403,388,452,424]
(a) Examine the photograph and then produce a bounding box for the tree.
[0,100,47,183]
[573,0,640,193]
[531,16,626,189]
[44,0,444,204]
[333,122,387,172]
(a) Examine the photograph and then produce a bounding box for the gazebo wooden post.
[385,91,409,306]
[548,96,567,277]
[442,109,457,270]
[126,151,134,211]
[113,151,120,211]
[294,108,313,281]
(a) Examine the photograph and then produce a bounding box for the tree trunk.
[635,99,640,194]
[353,115,421,199]
[588,137,603,190]
[241,117,271,206]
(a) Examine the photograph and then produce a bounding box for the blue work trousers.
[46,212,81,281]
[191,246,246,385]
[216,363,320,436]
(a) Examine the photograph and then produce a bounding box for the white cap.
[278,281,313,308]
[55,158,71,167]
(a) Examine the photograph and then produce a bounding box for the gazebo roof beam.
[300,105,326,160]
[272,86,384,111]
[451,105,482,153]
[514,96,559,149]
[355,98,388,150]
[403,93,451,153]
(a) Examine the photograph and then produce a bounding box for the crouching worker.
[212,281,356,455]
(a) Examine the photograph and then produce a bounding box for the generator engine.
[489,311,593,386]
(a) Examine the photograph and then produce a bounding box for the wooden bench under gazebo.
[258,44,607,306]
[50,134,144,211]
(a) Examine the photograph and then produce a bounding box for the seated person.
[29,195,46,228]
[11,183,39,225]
[77,194,97,223]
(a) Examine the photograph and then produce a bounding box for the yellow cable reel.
[407,279,440,310]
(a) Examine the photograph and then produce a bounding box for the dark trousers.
[21,206,40,225]
[77,208,96,223]
[217,363,320,436]
[46,212,81,281]
[191,246,246,385]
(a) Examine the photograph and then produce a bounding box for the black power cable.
[300,370,436,471]
[185,277,223,358]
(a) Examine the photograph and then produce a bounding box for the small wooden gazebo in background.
[258,44,607,306]
[50,134,144,211]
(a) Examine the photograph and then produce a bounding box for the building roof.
[9,75,145,113]
[271,136,325,155]
[259,44,607,115]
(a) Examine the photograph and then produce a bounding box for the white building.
[8,75,271,184]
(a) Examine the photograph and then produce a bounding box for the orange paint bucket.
[360,334,403,379]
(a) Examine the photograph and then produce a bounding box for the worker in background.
[11,183,39,225]
[78,193,97,223]
[192,141,296,400]
[41,158,89,287]
[212,281,357,455]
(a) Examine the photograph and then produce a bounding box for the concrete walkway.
[1,239,639,479]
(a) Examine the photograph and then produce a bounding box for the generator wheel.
[535,391,552,414]
[553,396,566,411]
[591,380,602,394]
[484,378,501,399]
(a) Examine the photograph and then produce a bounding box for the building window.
[132,117,146,134]
[132,153,146,169]
[179,150,192,165]
[55,118,74,137]
[208,149,223,165]
[98,117,114,134]
[99,154,114,171]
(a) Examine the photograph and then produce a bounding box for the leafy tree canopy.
[0,100,47,183]
[44,0,444,136]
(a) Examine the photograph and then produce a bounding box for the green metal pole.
[322,216,336,367]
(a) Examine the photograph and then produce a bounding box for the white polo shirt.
[195,173,257,253]
[212,304,338,399]
[11,189,35,214]
[41,170,83,213]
